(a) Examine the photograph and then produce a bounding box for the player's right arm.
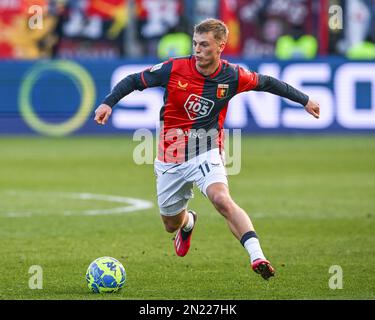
[236,66,320,119]
[94,60,173,125]
[254,73,320,119]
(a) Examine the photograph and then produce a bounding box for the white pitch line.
[1,190,154,217]
[2,212,33,218]
[65,192,154,215]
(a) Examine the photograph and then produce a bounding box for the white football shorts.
[154,148,228,216]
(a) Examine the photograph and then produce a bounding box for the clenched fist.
[94,104,112,125]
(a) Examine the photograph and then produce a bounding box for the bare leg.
[206,182,254,240]
[161,209,188,233]
[206,182,275,279]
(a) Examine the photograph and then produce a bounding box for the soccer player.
[94,18,320,280]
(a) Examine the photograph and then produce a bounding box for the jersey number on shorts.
[199,161,211,177]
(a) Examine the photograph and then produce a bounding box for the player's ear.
[219,41,226,53]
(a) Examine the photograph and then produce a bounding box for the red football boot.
[252,258,275,280]
[174,210,197,257]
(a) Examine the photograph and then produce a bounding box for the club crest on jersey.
[217,84,229,98]
[177,80,189,90]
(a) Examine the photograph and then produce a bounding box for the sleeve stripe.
[253,72,259,88]
[141,71,148,88]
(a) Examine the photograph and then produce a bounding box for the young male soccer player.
[94,19,320,280]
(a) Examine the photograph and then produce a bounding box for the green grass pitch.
[0,135,374,300]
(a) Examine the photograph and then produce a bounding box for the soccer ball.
[86,256,126,293]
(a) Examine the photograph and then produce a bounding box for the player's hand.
[304,99,320,119]
[94,104,112,125]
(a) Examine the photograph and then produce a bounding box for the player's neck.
[195,60,221,77]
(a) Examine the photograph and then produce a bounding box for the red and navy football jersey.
[139,55,259,163]
[103,55,309,163]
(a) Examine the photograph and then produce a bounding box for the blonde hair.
[194,18,229,43]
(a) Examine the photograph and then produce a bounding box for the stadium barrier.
[0,58,374,136]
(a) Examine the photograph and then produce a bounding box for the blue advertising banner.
[0,58,374,136]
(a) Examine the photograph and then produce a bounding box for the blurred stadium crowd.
[0,0,374,60]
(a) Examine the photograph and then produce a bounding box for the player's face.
[193,32,225,69]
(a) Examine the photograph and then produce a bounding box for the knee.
[210,192,235,216]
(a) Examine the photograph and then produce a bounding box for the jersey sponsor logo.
[217,84,229,98]
[184,94,215,120]
[176,128,205,139]
[177,80,189,90]
[150,63,163,72]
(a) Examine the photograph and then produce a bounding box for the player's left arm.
[254,74,320,119]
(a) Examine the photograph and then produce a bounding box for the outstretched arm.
[94,60,173,125]
[254,74,320,119]
[94,73,144,125]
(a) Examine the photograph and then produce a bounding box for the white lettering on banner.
[111,65,162,129]
[282,64,334,129]
[227,64,281,128]
[335,63,375,129]
[109,63,375,130]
